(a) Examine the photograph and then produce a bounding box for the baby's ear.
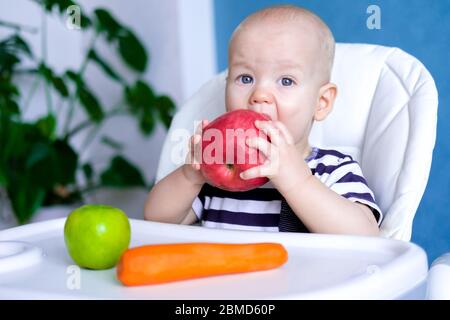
[314,83,337,121]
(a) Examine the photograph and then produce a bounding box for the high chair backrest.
[156,43,438,241]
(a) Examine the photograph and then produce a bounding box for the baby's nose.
[249,88,274,105]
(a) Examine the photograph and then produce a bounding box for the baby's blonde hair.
[229,5,335,83]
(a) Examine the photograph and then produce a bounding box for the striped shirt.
[192,147,382,232]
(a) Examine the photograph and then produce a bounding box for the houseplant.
[0,0,175,224]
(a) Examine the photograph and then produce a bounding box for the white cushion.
[156,43,438,241]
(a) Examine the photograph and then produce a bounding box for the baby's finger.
[239,163,274,180]
[186,135,200,163]
[192,163,201,170]
[246,137,275,160]
[192,134,203,163]
[255,120,283,146]
[186,136,195,164]
[240,166,262,180]
[195,119,209,135]
[273,121,295,145]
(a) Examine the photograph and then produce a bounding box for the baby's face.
[226,21,325,146]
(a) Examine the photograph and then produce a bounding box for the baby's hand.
[240,120,311,194]
[182,120,209,185]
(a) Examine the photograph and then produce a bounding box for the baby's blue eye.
[239,75,253,84]
[281,77,294,86]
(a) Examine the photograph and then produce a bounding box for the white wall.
[177,0,217,99]
[0,0,217,221]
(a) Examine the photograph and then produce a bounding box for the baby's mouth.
[261,112,273,120]
[257,111,274,121]
[248,107,273,120]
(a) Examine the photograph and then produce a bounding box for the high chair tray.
[0,218,427,299]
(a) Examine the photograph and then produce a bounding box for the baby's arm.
[144,120,208,224]
[144,164,204,224]
[281,175,379,236]
[241,120,379,236]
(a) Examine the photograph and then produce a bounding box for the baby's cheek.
[225,102,241,113]
[225,96,235,112]
[279,115,307,142]
[225,87,246,111]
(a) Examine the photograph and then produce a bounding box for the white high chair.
[156,43,438,242]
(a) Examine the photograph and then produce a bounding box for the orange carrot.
[116,242,288,286]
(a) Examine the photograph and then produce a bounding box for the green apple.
[64,204,131,270]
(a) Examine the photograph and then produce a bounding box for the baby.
[144,5,382,236]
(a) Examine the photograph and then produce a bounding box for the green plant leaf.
[155,95,176,129]
[35,114,56,139]
[0,34,32,74]
[140,107,155,135]
[77,85,104,122]
[100,155,146,188]
[37,0,91,27]
[1,117,79,222]
[51,75,69,97]
[66,70,104,122]
[101,136,124,151]
[1,120,50,223]
[38,63,53,80]
[0,81,19,97]
[7,179,46,224]
[38,0,76,12]
[124,80,159,135]
[28,139,78,188]
[125,80,155,113]
[52,139,78,185]
[65,69,83,86]
[80,14,91,29]
[118,29,147,72]
[2,120,42,161]
[11,35,32,57]
[0,98,20,116]
[94,8,122,41]
[88,49,123,83]
[0,5,172,224]
[0,82,20,116]
[0,51,20,74]
[0,115,8,187]
[38,63,69,97]
[93,9,148,72]
[0,34,32,57]
[81,162,93,181]
[0,170,6,187]
[25,142,52,169]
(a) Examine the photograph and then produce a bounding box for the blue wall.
[213,0,450,263]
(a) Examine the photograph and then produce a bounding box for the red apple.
[200,109,271,191]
